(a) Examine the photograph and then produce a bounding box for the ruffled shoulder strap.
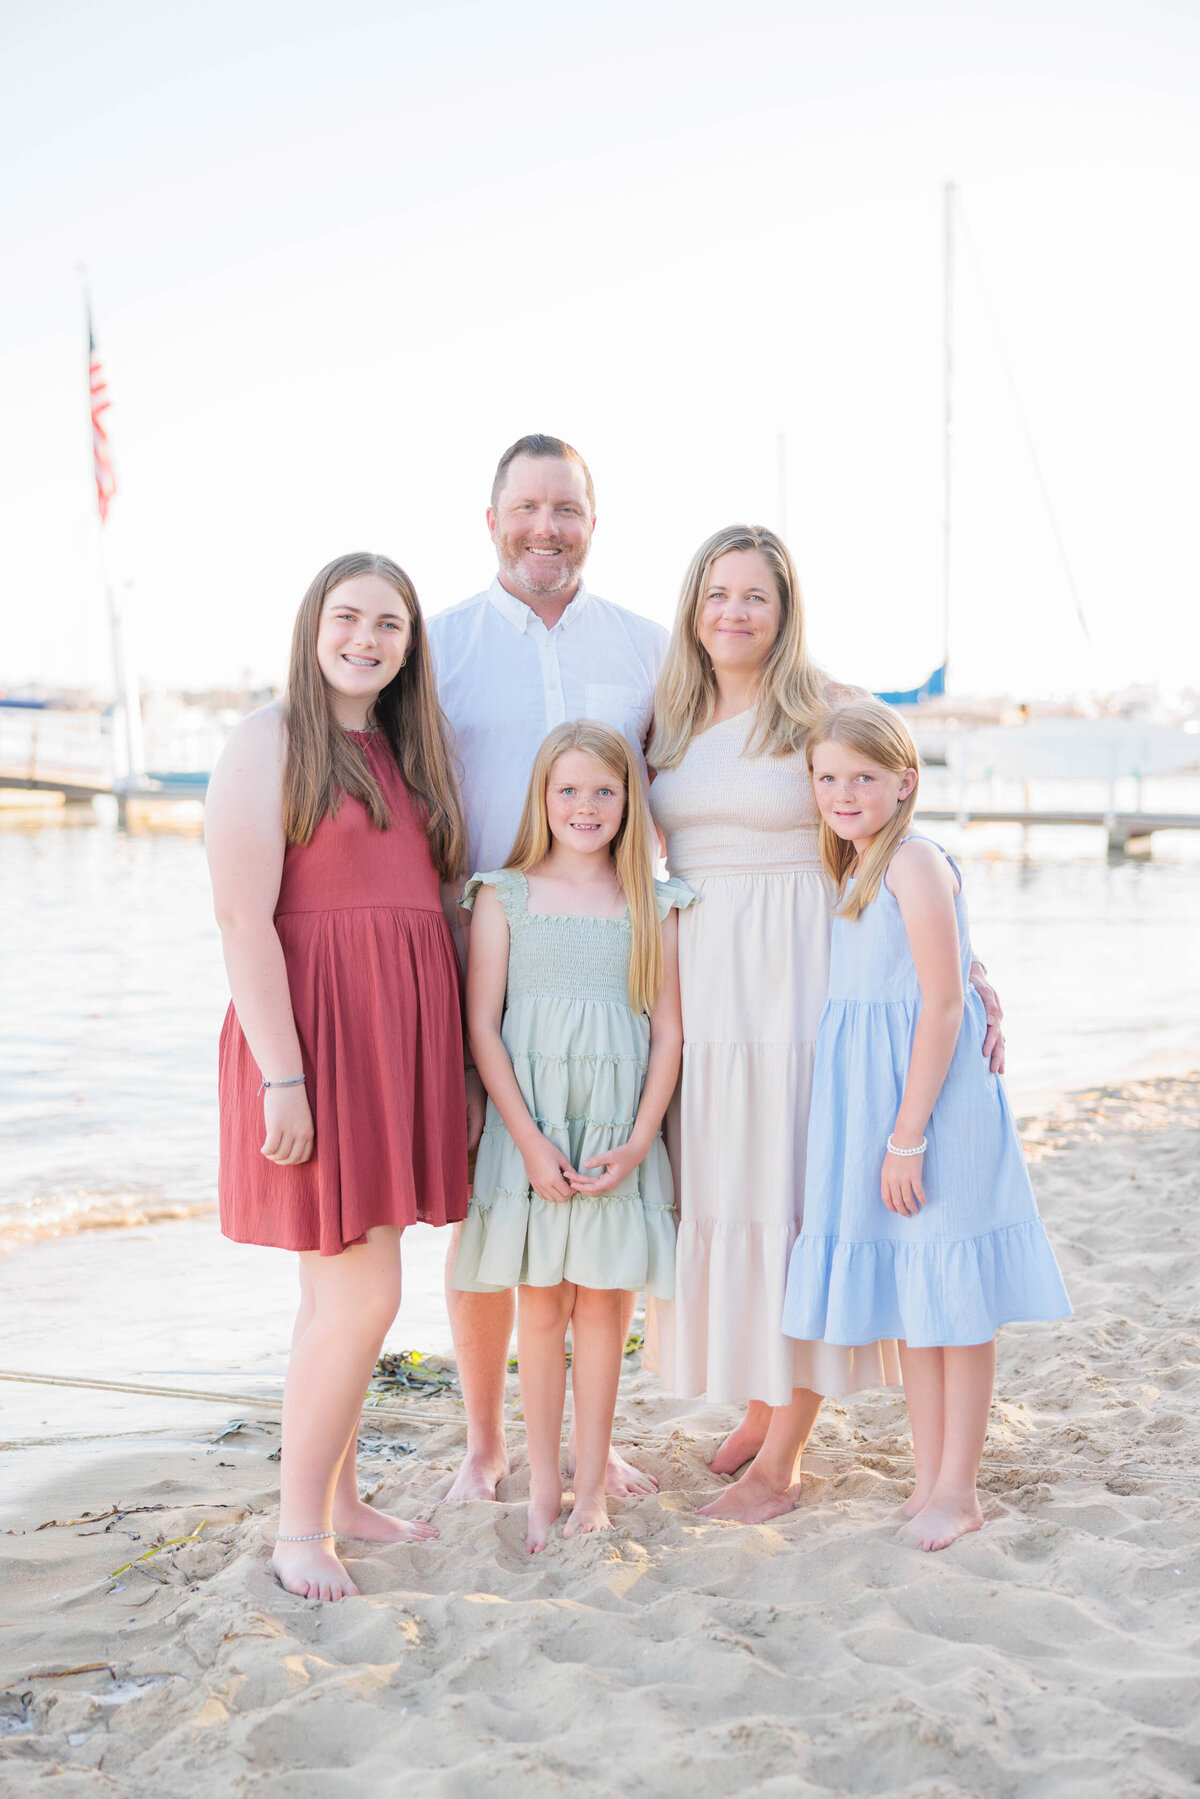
[459,868,526,922]
[653,874,698,920]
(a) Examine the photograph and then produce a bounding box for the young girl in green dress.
[453,721,693,1554]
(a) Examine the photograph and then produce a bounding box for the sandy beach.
[2,1071,1198,1796]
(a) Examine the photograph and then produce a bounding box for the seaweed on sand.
[370,1350,461,1401]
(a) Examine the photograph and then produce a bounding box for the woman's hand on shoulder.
[261,1082,315,1165]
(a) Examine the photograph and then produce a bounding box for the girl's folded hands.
[519,1131,581,1203]
[568,1139,649,1197]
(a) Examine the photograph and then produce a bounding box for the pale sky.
[2,0,1198,700]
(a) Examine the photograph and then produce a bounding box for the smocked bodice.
[497,872,635,1008]
[650,710,821,879]
[460,869,695,1012]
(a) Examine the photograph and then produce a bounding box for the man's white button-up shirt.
[427,577,668,877]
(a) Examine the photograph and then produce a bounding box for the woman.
[207,551,478,1600]
[646,525,1003,1522]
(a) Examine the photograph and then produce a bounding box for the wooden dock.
[916,805,1200,855]
[0,766,208,822]
[0,765,111,803]
[0,709,210,820]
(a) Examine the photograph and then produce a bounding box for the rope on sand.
[0,1368,466,1430]
[2,1368,1197,1490]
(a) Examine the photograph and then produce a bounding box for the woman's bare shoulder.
[209,701,286,800]
[231,698,286,745]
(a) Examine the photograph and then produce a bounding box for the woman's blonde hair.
[282,552,466,883]
[648,523,831,769]
[506,722,663,1014]
[806,700,920,920]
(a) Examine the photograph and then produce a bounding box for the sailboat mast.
[942,181,956,686]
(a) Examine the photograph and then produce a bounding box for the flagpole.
[941,181,956,689]
[78,266,144,802]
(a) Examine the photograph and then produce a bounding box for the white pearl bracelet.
[886,1135,927,1157]
[275,1531,335,1542]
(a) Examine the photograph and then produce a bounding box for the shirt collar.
[487,574,591,635]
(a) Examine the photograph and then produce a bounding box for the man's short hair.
[490,434,596,515]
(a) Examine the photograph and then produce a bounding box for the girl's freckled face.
[811,740,916,844]
[545,751,626,855]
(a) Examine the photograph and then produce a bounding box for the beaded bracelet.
[886,1135,927,1157]
[275,1531,335,1542]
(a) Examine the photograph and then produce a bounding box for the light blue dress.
[782,838,1071,1348]
[452,869,695,1297]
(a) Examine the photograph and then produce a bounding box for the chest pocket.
[583,682,651,752]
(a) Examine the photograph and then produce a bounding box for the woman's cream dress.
[647,711,901,1405]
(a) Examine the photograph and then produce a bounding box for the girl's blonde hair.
[506,722,663,1014]
[806,700,921,920]
[648,523,832,769]
[282,552,466,883]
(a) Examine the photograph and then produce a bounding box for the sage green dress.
[451,868,695,1296]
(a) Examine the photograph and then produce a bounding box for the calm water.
[2,804,1198,1247]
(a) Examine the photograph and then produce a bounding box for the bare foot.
[332,1497,438,1543]
[566,1438,657,1498]
[708,1417,767,1478]
[605,1444,657,1498]
[897,1494,984,1552]
[696,1469,801,1524]
[271,1538,359,1602]
[443,1450,509,1503]
[526,1481,564,1555]
[899,1486,937,1520]
[563,1492,612,1540]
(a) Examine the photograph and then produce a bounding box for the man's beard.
[498,536,588,597]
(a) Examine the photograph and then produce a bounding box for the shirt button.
[548,678,559,690]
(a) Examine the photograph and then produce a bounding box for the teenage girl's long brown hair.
[281,552,466,883]
[505,722,663,1014]
[649,523,832,769]
[806,700,920,920]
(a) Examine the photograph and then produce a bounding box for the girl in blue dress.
[782,701,1070,1552]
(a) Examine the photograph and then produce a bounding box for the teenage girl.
[782,700,1071,1551]
[453,721,693,1553]
[207,551,479,1602]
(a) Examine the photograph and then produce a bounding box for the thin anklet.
[275,1531,336,1542]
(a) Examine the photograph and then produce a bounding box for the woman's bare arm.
[205,704,312,1165]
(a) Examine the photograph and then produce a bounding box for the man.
[427,434,668,1503]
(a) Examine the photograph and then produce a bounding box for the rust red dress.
[218,730,468,1255]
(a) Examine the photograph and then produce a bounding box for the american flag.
[89,311,117,524]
